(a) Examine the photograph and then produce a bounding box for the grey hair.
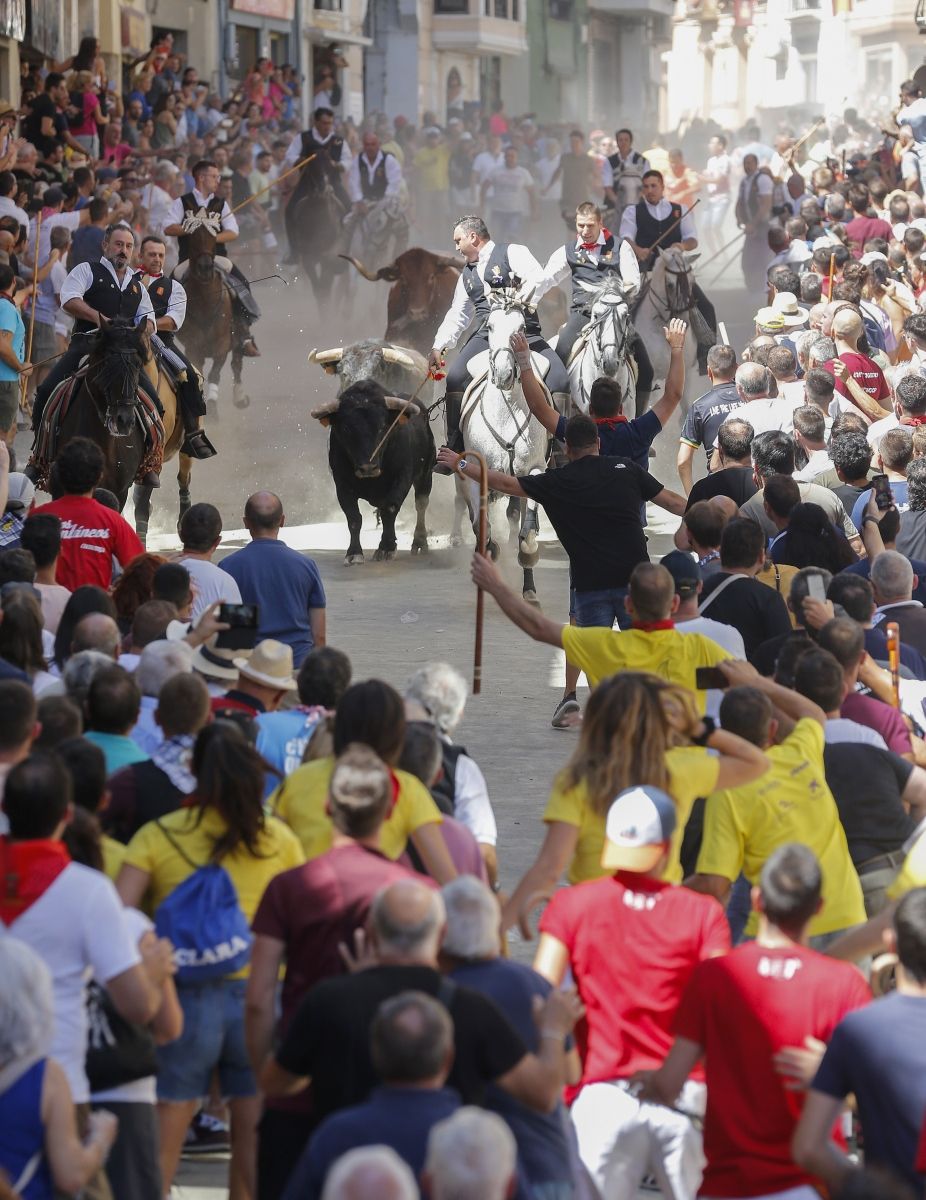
[425,1108,517,1200]
[0,939,53,1068]
[454,214,490,242]
[441,876,501,960]
[808,335,837,367]
[735,362,769,397]
[370,881,445,957]
[871,550,914,603]
[135,640,193,698]
[794,329,820,365]
[321,1146,417,1200]
[62,650,116,706]
[405,662,467,734]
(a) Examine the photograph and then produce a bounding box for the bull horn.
[339,254,380,282]
[384,396,421,418]
[308,347,344,365]
[381,347,416,369]
[309,399,341,419]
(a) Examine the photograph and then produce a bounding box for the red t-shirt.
[538,872,729,1090]
[844,215,894,258]
[675,941,871,1198]
[825,351,890,404]
[33,496,143,591]
[841,691,913,756]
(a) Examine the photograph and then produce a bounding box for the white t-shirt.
[867,411,900,453]
[448,748,498,847]
[179,556,242,622]
[8,863,141,1102]
[486,165,534,215]
[676,616,745,721]
[91,908,157,1105]
[728,396,802,436]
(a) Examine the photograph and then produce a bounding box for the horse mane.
[90,321,148,405]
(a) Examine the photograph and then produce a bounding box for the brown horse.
[289,173,348,312]
[176,224,247,411]
[53,320,190,541]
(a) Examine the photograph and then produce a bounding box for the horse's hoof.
[206,398,219,421]
[411,539,428,555]
[205,383,219,403]
[344,553,364,565]
[487,540,500,562]
[523,590,541,608]
[233,386,251,410]
[373,548,396,562]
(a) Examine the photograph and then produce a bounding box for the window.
[550,0,573,17]
[314,0,342,9]
[435,0,469,11]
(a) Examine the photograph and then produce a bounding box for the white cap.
[601,786,677,872]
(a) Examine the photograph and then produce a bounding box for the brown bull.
[341,248,460,357]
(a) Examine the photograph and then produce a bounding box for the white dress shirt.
[140,182,174,236]
[535,232,636,301]
[727,396,802,437]
[284,127,352,170]
[165,187,239,238]
[60,257,155,329]
[619,197,697,243]
[141,273,186,332]
[346,150,403,204]
[432,240,544,351]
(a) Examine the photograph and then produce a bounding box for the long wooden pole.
[645,199,701,259]
[21,209,41,412]
[827,251,837,300]
[228,152,317,216]
[454,450,488,696]
[886,621,901,709]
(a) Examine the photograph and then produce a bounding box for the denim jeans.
[574,586,631,630]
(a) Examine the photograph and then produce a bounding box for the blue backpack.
[153,821,252,984]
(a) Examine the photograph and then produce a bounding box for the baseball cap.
[5,472,35,512]
[660,550,700,599]
[812,234,841,251]
[601,786,677,873]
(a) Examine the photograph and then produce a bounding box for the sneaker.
[182,1111,231,1157]
[551,694,581,729]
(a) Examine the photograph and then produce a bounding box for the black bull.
[311,385,435,564]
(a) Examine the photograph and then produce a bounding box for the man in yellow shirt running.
[470,556,732,712]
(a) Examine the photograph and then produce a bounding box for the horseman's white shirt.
[165,188,239,238]
[619,197,697,244]
[60,257,155,330]
[283,127,352,170]
[140,273,187,332]
[346,150,403,204]
[537,232,610,294]
[432,240,544,352]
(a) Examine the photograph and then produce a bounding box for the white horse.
[451,290,550,604]
[346,192,410,274]
[564,268,639,416]
[634,246,701,412]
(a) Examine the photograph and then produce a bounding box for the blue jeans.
[156,978,255,1101]
[573,587,631,630]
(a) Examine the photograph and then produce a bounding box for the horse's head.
[579,272,633,376]
[186,217,220,282]
[655,246,700,316]
[87,319,150,437]
[486,289,528,391]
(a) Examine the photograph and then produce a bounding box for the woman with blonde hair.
[501,671,768,936]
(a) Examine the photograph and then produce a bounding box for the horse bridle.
[647,260,694,321]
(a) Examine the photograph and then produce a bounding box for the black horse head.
[187,221,220,284]
[87,318,150,438]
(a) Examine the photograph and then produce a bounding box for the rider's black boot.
[182,428,218,460]
[434,392,465,475]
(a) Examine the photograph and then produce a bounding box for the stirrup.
[182,430,217,460]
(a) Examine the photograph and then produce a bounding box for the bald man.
[220,491,326,668]
[826,307,890,420]
[71,613,121,660]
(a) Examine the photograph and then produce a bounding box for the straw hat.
[771,292,807,327]
[191,633,247,682]
[235,639,296,691]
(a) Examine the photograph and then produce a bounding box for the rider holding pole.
[535,201,656,412]
[281,106,352,256]
[163,159,262,358]
[430,214,571,472]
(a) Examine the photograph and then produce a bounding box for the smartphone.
[807,574,827,603]
[695,666,728,690]
[215,602,259,650]
[871,473,894,512]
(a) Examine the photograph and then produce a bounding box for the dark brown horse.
[176,224,247,411]
[53,320,188,538]
[288,170,348,311]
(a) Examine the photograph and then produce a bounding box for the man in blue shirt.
[221,491,326,668]
[0,263,30,444]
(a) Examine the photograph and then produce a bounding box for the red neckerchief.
[0,837,71,926]
[632,619,675,632]
[595,416,628,429]
[901,415,926,427]
[579,227,612,251]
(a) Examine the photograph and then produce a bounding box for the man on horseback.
[27,223,158,482]
[137,235,216,462]
[430,214,570,472]
[282,106,352,256]
[163,159,261,358]
[345,131,408,261]
[619,169,717,371]
[535,200,655,411]
[604,128,650,215]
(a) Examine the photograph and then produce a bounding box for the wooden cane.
[21,209,42,410]
[827,251,836,300]
[886,621,901,709]
[228,153,317,217]
[454,450,489,695]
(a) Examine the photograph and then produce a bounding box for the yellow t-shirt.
[543,745,721,885]
[561,625,730,710]
[272,757,442,861]
[697,718,865,937]
[756,561,801,627]
[414,145,450,191]
[887,827,926,900]
[123,806,305,977]
[102,835,126,882]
